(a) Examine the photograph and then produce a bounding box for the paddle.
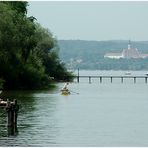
[70,90,79,94]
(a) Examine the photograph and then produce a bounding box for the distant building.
[140,54,148,58]
[104,52,123,59]
[104,40,148,59]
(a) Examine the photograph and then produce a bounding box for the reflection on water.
[0,71,148,146]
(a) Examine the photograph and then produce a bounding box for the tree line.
[0,2,73,90]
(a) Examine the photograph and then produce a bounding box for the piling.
[0,99,19,135]
[134,77,136,83]
[89,76,91,84]
[77,68,79,83]
[111,77,112,83]
[77,76,79,83]
[6,99,13,127]
[145,77,147,83]
[100,77,102,83]
[121,77,123,83]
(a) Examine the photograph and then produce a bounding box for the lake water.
[1,70,148,146]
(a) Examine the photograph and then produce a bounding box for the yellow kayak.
[61,89,70,95]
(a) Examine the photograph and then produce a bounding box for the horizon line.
[58,39,148,42]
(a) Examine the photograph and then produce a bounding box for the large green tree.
[0,2,73,89]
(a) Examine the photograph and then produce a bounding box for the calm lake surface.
[1,70,148,146]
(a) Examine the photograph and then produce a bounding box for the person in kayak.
[61,82,69,91]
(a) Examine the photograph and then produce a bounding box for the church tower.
[128,40,131,50]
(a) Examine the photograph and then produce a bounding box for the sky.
[27,1,148,41]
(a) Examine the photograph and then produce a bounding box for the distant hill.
[58,40,148,70]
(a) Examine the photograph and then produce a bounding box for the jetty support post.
[6,99,19,135]
[145,77,147,83]
[6,99,13,127]
[100,77,102,83]
[111,77,112,83]
[13,99,19,132]
[134,77,136,83]
[77,68,79,83]
[77,76,79,83]
[121,77,123,83]
[89,76,91,84]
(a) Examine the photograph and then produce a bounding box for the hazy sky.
[28,1,148,41]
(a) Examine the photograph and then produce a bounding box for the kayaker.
[62,82,69,91]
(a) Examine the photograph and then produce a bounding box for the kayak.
[61,89,70,95]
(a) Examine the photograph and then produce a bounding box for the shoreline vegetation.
[0,1,74,90]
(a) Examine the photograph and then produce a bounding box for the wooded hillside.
[58,40,148,70]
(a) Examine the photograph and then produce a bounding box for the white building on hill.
[104,52,123,59]
[104,41,148,59]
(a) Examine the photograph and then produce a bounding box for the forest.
[0,2,73,90]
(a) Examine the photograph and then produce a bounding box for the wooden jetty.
[0,99,19,135]
[75,75,148,83]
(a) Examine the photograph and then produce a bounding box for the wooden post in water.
[100,77,102,83]
[111,77,112,83]
[6,99,13,127]
[5,99,19,135]
[77,68,79,83]
[13,99,18,132]
[134,77,136,83]
[121,77,123,83]
[89,76,91,84]
[145,77,147,83]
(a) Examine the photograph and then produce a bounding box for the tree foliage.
[0,2,73,89]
